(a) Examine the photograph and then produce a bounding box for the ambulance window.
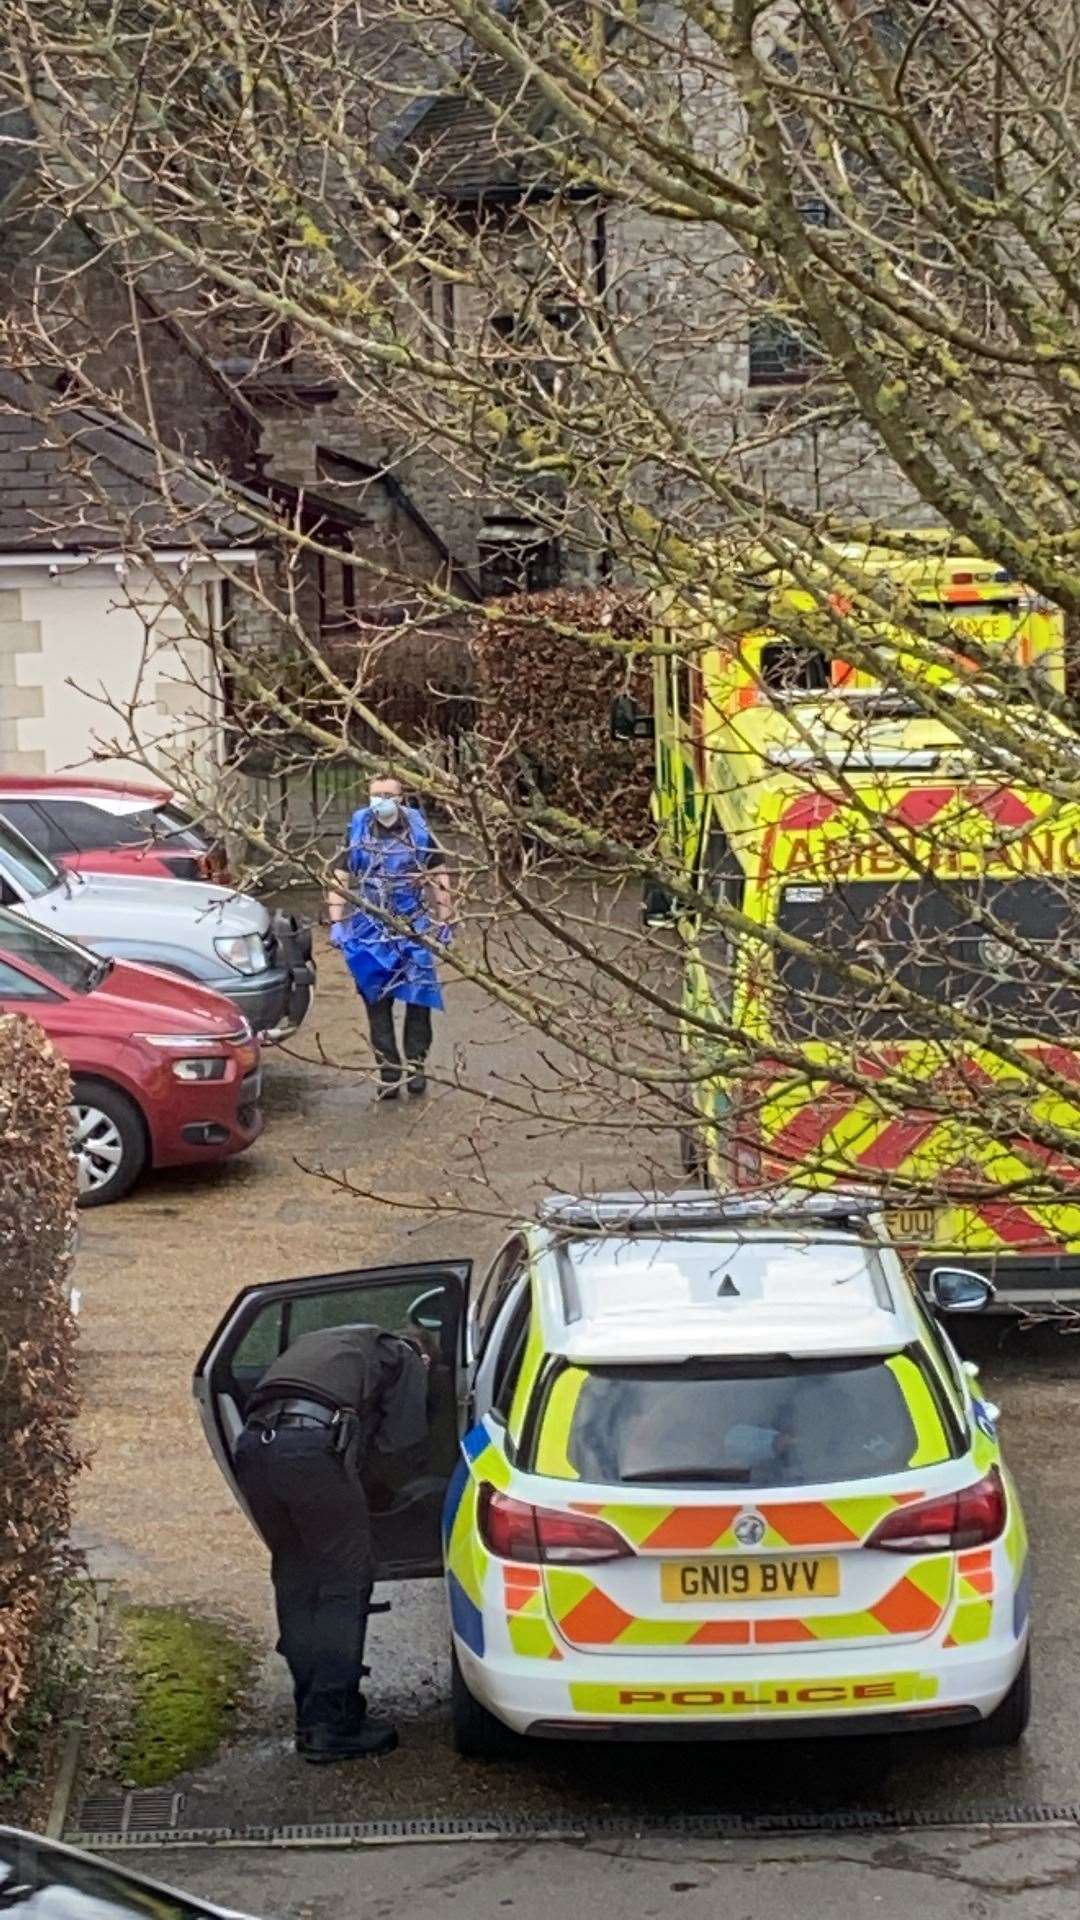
[701,827,745,1007]
[776,877,1080,1040]
[759,640,829,696]
[672,652,693,758]
[672,652,689,714]
[704,828,745,915]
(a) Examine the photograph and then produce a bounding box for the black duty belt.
[249,1396,339,1430]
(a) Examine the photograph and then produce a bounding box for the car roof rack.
[539,1186,883,1237]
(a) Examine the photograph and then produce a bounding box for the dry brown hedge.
[0,1017,80,1758]
[467,588,654,846]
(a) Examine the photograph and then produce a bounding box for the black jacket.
[248,1325,429,1456]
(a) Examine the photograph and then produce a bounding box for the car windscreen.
[532,1352,953,1487]
[0,816,60,896]
[775,876,1080,1039]
[0,906,99,992]
[0,1830,232,1920]
[44,798,208,851]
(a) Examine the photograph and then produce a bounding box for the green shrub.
[0,1016,80,1759]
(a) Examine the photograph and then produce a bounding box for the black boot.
[376,1062,402,1101]
[296,1716,398,1763]
[406,1062,428,1096]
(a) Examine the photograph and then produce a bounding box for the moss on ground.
[114,1606,252,1787]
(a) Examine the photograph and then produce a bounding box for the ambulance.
[648,688,1080,1306]
[642,537,1065,799]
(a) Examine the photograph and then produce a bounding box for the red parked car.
[0,774,231,884]
[0,908,263,1205]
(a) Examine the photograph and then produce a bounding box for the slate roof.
[389,0,596,199]
[0,370,268,555]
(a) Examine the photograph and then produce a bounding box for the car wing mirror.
[642,878,678,927]
[927,1266,996,1313]
[409,1285,446,1333]
[610,693,653,741]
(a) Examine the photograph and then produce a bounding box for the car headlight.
[171,1056,228,1082]
[135,1033,232,1078]
[214,931,269,975]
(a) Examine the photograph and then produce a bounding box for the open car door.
[193,1258,471,1579]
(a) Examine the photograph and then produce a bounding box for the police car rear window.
[531,1353,954,1487]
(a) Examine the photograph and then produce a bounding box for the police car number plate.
[661,1557,840,1602]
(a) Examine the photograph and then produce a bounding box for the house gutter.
[0,548,261,569]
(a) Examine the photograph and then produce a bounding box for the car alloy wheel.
[70,1100,126,1196]
[69,1079,147,1206]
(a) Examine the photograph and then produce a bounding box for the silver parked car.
[0,813,313,1038]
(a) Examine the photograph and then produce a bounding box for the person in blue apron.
[329,775,453,1099]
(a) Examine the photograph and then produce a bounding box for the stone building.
[372,1,921,585]
[0,98,479,778]
[0,0,925,783]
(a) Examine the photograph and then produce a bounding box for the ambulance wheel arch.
[192,1257,472,1579]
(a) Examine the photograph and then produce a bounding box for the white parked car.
[194,1188,1031,1757]
[0,812,312,1038]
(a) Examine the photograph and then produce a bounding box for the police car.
[194,1188,1031,1756]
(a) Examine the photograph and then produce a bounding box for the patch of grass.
[114,1606,252,1787]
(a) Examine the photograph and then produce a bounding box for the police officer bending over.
[235,1324,428,1764]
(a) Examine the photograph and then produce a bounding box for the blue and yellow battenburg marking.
[443,1418,513,1658]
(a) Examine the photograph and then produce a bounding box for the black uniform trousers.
[235,1424,373,1732]
[365,996,433,1087]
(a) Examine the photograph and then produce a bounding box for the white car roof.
[536,1228,916,1365]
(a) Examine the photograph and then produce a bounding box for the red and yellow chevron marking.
[503,1565,563,1660]
[756,1043,1080,1256]
[504,1566,541,1612]
[943,1548,995,1648]
[770,783,1053,859]
[569,1493,924,1554]
[545,1559,951,1650]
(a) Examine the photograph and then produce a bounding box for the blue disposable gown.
[339,805,444,1009]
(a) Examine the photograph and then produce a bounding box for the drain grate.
[78,1790,184,1836]
[64,1802,1080,1849]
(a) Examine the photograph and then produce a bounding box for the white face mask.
[370,794,401,825]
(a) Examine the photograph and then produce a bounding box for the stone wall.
[0,585,46,772]
[1,566,242,780]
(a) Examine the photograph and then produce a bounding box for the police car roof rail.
[539,1187,884,1238]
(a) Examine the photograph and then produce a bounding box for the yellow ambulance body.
[663,693,1080,1304]
[649,537,1065,875]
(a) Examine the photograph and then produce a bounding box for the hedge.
[0,1016,80,1759]
[467,588,654,845]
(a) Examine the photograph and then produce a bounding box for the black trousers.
[365,996,433,1086]
[235,1425,373,1732]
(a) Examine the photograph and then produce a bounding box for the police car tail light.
[867,1469,1005,1553]
[536,1506,633,1564]
[479,1487,631,1564]
[479,1489,539,1561]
